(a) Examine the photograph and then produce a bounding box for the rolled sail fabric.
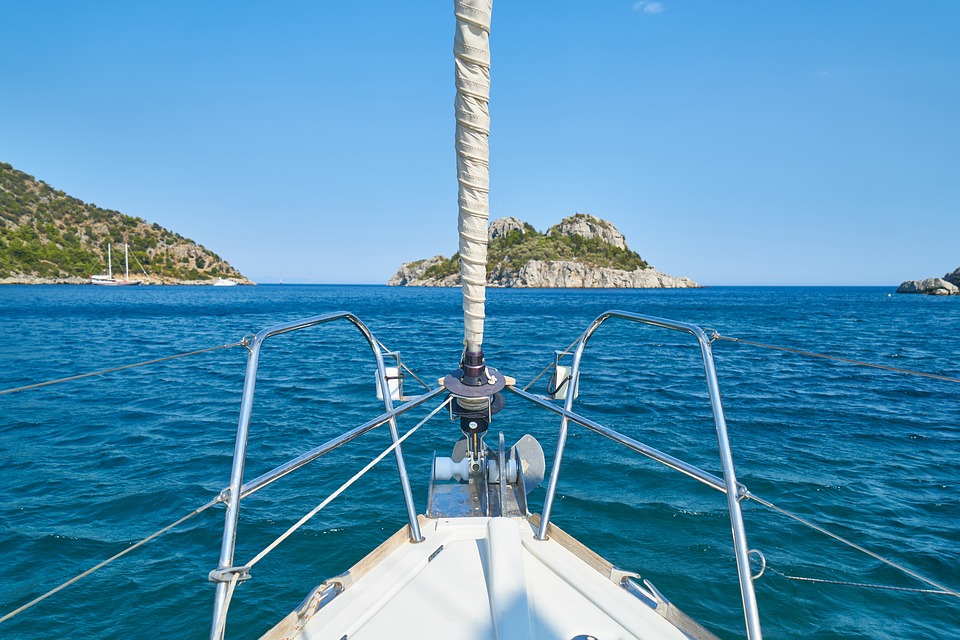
[454,0,492,352]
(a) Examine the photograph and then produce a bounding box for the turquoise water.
[1,285,957,639]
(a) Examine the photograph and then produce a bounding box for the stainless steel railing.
[208,311,431,640]
[517,309,763,640]
[208,309,761,640]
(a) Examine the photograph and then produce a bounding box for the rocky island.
[0,161,253,285]
[896,268,960,296]
[389,214,699,289]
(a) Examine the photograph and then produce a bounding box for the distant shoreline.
[0,276,253,286]
[0,280,910,289]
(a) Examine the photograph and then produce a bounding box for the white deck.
[263,516,701,640]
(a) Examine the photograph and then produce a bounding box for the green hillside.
[421,217,648,281]
[0,162,247,282]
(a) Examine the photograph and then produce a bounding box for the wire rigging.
[523,334,581,392]
[210,398,452,629]
[0,341,248,396]
[245,397,450,571]
[709,332,960,384]
[0,498,222,624]
[0,329,446,627]
[516,331,959,600]
[768,568,957,596]
[744,493,959,599]
[4,324,956,621]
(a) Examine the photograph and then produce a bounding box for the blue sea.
[1,285,957,639]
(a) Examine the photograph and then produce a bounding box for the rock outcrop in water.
[896,267,960,296]
[388,213,700,289]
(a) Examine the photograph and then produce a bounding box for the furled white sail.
[454,0,492,352]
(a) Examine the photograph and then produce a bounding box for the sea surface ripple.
[0,285,957,639]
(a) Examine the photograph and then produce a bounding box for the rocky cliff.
[896,267,960,296]
[388,214,700,289]
[488,260,698,288]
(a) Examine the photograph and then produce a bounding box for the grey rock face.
[387,258,700,288]
[388,213,700,288]
[547,214,627,250]
[896,278,959,296]
[488,217,527,241]
[0,274,89,285]
[943,267,960,288]
[387,256,459,287]
[489,260,699,288]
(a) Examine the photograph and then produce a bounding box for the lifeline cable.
[240,397,452,572]
[523,335,582,392]
[0,341,247,396]
[211,399,451,630]
[372,337,433,392]
[767,568,957,596]
[746,492,959,599]
[399,362,433,393]
[0,498,221,624]
[710,332,960,384]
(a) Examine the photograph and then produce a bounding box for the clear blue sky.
[2,1,957,285]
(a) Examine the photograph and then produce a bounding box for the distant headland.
[389,213,699,289]
[896,267,960,296]
[0,161,253,285]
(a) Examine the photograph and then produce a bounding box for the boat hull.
[89,278,142,286]
[261,515,717,640]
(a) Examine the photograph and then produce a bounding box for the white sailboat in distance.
[90,243,142,286]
